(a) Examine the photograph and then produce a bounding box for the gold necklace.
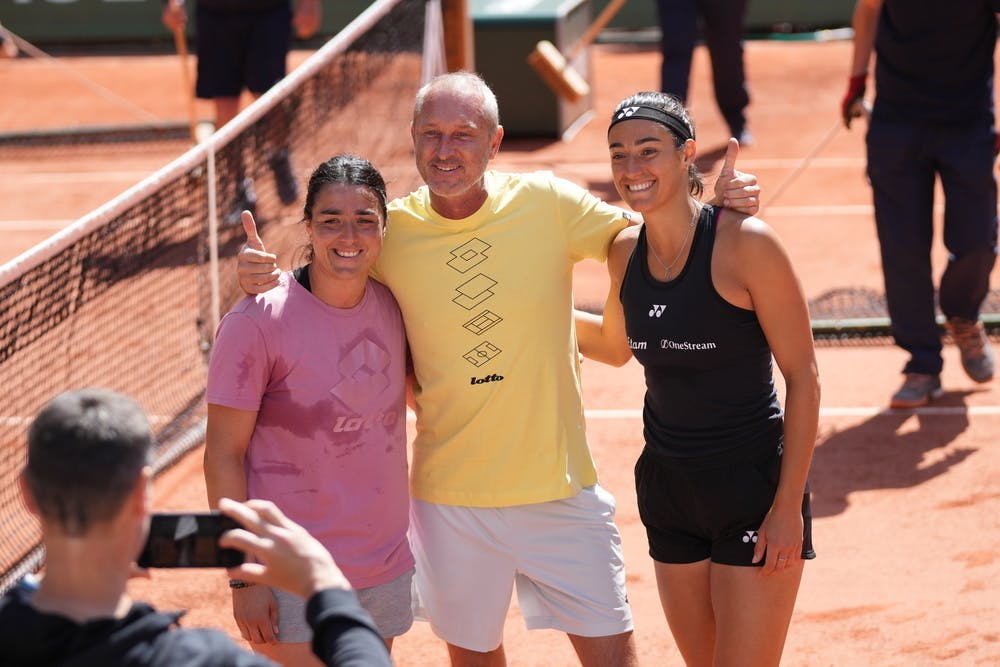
[648,204,700,280]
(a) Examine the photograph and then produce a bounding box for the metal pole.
[441,0,474,71]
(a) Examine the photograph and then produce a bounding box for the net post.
[207,146,221,339]
[441,0,474,71]
[422,0,447,82]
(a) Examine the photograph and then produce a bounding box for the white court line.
[764,205,872,216]
[765,204,945,217]
[718,157,867,169]
[0,204,927,232]
[399,406,1000,422]
[7,406,998,429]
[510,157,868,171]
[1,415,176,427]
[1,172,152,184]
[581,406,1000,419]
[0,220,76,231]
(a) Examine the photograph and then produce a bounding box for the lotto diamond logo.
[447,238,491,273]
[454,274,496,310]
[330,337,391,412]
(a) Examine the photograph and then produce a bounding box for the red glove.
[841,73,867,129]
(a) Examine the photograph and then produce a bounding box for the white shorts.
[409,485,633,652]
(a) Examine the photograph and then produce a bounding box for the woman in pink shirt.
[205,154,413,667]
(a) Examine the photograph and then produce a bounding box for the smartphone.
[138,511,245,568]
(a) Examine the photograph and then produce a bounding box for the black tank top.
[620,205,782,460]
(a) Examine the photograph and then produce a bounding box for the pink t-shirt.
[206,272,413,589]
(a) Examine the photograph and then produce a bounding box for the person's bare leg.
[711,561,804,667]
[654,559,715,667]
[568,631,638,667]
[447,642,506,667]
[254,640,325,667]
[213,96,241,128]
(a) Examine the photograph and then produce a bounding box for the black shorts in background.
[195,2,292,99]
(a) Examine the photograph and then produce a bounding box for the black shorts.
[195,3,292,99]
[635,437,816,566]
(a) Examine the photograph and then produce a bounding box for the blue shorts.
[635,437,816,566]
[194,2,292,99]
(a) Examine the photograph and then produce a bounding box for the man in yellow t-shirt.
[238,72,759,666]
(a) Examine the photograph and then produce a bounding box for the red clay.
[3,39,999,666]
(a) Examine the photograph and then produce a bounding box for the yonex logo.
[649,304,666,317]
[617,106,640,120]
[742,530,758,544]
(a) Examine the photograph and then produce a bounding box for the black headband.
[608,105,695,142]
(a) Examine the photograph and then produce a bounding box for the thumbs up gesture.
[713,137,760,216]
[238,210,281,294]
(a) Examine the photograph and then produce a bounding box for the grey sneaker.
[945,317,995,383]
[0,23,18,59]
[269,149,299,205]
[890,373,943,409]
[225,178,258,226]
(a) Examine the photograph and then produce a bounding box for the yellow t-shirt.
[373,170,628,507]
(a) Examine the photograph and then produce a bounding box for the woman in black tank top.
[577,91,820,667]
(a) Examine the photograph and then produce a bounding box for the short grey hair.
[413,71,500,132]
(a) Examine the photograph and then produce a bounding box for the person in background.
[206,155,414,667]
[655,0,753,146]
[0,21,18,58]
[235,72,762,666]
[0,387,392,667]
[578,90,819,667]
[161,0,321,218]
[842,0,998,408]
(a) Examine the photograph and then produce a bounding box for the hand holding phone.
[138,511,246,568]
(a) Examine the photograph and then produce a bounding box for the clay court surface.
[2,35,1000,666]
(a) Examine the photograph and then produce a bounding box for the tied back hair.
[613,91,704,197]
[299,154,389,264]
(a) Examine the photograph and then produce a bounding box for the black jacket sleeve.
[306,588,392,667]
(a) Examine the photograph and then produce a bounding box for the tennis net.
[0,0,432,593]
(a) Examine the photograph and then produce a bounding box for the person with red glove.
[842,0,999,409]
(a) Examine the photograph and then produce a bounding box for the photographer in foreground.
[0,388,391,666]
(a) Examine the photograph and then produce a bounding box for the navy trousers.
[866,118,998,374]
[655,0,749,137]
